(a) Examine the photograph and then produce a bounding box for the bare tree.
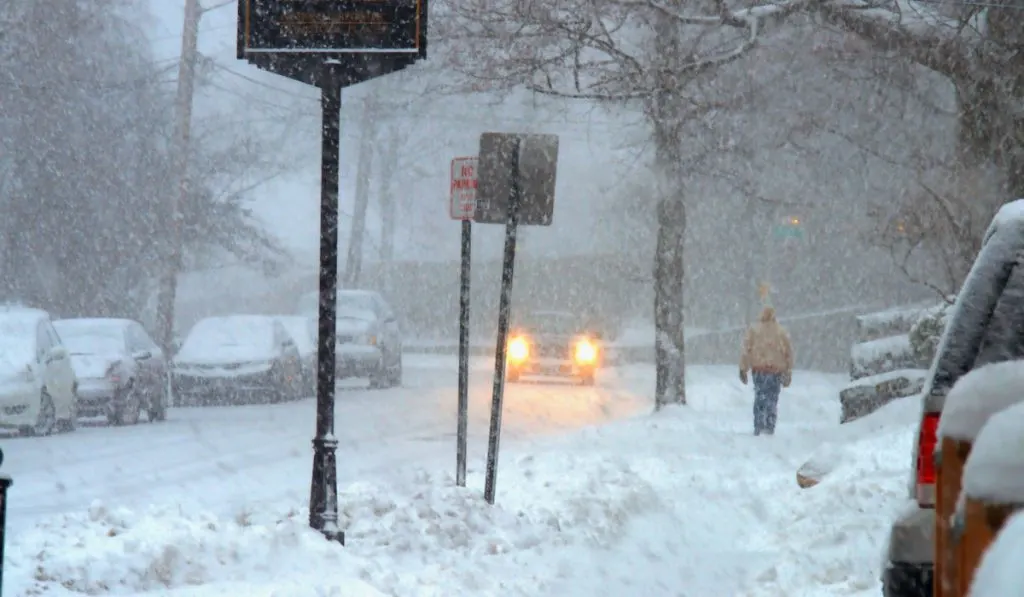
[442,0,808,408]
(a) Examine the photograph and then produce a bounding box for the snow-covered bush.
[908,303,952,367]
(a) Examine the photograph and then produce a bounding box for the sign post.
[237,0,428,545]
[450,156,477,488]
[476,132,559,505]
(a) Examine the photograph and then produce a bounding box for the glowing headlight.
[508,336,530,362]
[574,339,598,364]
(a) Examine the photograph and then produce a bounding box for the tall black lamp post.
[0,448,12,595]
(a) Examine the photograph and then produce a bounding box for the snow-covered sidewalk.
[7,365,918,596]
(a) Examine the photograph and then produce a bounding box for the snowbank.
[938,360,1024,443]
[969,510,1024,597]
[7,500,381,596]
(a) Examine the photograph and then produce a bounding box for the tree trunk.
[651,9,687,410]
[344,103,375,288]
[378,130,399,263]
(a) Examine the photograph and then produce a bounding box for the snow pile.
[746,405,918,595]
[962,401,1024,504]
[8,500,379,596]
[801,395,919,481]
[938,360,1024,443]
[969,510,1024,597]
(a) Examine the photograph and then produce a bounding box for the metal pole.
[483,138,522,505]
[156,0,201,356]
[309,67,344,545]
[456,218,472,487]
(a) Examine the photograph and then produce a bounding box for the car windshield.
[53,323,124,355]
[519,312,584,335]
[181,317,275,355]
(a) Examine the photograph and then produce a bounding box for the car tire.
[369,365,388,389]
[57,385,78,433]
[110,384,142,426]
[387,354,403,388]
[21,391,57,437]
[882,561,932,597]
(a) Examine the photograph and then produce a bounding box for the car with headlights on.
[171,315,303,406]
[505,310,602,385]
[53,317,168,425]
[0,306,78,436]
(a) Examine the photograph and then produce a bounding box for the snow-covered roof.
[969,510,1024,597]
[275,315,316,355]
[0,305,48,323]
[937,361,1024,442]
[962,400,1024,503]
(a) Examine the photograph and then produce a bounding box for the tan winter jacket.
[740,307,794,376]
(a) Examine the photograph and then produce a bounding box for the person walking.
[739,306,794,436]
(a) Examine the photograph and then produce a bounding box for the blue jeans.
[752,372,782,435]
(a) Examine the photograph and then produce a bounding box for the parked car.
[882,200,1024,597]
[275,315,317,396]
[505,310,603,385]
[298,290,402,389]
[171,315,303,406]
[53,318,168,425]
[0,307,78,436]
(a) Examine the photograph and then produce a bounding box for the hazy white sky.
[145,1,643,269]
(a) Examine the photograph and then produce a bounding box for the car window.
[132,324,159,352]
[125,325,147,352]
[373,295,393,320]
[44,323,62,350]
[974,261,1024,368]
[36,321,52,360]
[928,233,1021,403]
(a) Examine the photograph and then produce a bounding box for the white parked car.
[0,307,78,435]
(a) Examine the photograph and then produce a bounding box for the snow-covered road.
[2,354,649,534]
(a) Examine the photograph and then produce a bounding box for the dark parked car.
[172,315,303,406]
[298,290,403,389]
[882,200,1024,597]
[53,318,169,425]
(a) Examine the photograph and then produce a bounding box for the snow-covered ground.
[3,356,918,596]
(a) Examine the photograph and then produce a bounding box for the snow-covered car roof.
[937,360,1024,443]
[0,305,49,324]
[962,400,1024,504]
[53,317,133,333]
[0,307,50,372]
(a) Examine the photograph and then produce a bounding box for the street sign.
[475,133,558,226]
[237,0,428,87]
[450,156,478,220]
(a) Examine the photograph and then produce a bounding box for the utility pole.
[156,0,201,356]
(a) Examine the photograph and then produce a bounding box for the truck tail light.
[916,412,940,508]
